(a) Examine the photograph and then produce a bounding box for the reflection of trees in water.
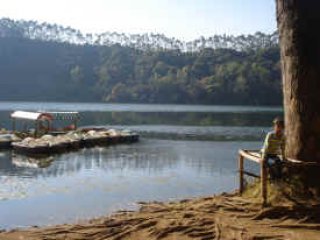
[0,110,279,142]
[50,146,180,176]
[0,145,180,178]
[124,126,268,141]
[177,144,237,177]
[0,141,233,177]
[81,111,279,127]
[0,108,281,131]
[0,141,234,179]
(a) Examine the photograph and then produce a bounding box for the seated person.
[261,117,285,179]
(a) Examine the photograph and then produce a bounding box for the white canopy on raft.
[11,111,80,121]
[11,111,53,121]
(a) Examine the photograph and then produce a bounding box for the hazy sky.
[0,0,276,40]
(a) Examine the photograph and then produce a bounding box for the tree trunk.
[276,0,320,163]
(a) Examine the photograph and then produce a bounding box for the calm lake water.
[0,102,282,229]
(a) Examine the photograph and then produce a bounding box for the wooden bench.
[238,149,319,206]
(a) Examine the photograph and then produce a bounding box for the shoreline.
[1,190,320,240]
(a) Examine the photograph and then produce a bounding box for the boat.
[2,111,139,156]
[11,111,80,137]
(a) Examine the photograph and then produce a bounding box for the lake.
[0,102,282,229]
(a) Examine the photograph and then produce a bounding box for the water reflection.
[0,110,275,141]
[0,103,273,229]
[2,140,233,178]
[0,140,260,194]
[0,110,280,130]
[0,140,260,229]
[81,111,279,127]
[0,102,282,113]
[11,155,53,169]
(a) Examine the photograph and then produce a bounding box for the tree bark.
[276,0,320,163]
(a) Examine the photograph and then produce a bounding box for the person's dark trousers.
[263,154,283,180]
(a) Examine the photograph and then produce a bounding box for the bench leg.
[239,155,244,195]
[261,160,267,206]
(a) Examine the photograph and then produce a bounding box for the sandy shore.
[1,189,320,240]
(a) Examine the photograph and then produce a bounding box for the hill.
[0,18,282,105]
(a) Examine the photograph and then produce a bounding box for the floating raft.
[12,129,139,156]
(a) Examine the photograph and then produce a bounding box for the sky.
[0,0,277,41]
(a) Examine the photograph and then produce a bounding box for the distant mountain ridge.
[0,18,278,52]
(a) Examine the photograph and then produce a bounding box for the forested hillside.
[0,18,282,105]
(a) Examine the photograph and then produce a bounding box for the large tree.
[276,0,320,164]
